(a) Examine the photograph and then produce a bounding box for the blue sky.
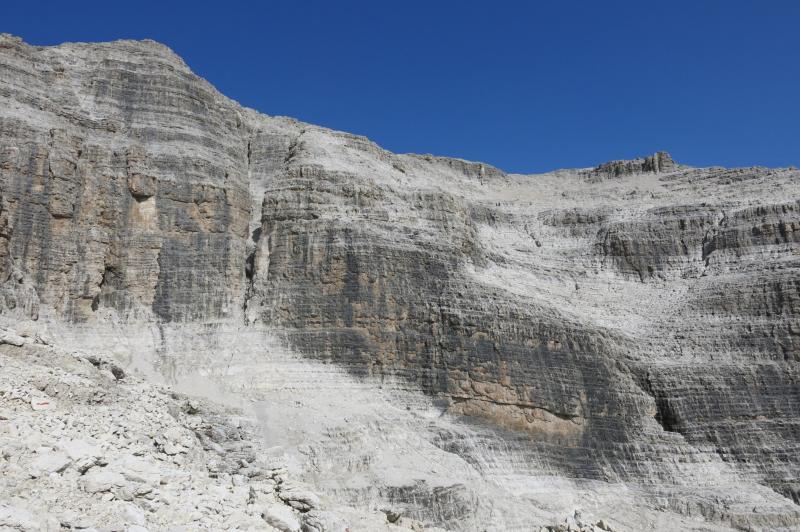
[4,1,798,173]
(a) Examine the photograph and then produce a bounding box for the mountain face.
[1,34,799,531]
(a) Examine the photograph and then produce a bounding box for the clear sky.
[4,1,798,173]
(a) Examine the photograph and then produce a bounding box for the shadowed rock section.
[1,34,799,530]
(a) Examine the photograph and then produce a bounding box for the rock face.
[0,337,414,530]
[1,34,799,531]
[587,150,676,178]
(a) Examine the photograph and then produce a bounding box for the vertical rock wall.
[1,34,799,528]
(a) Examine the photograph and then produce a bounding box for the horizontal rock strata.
[0,33,798,530]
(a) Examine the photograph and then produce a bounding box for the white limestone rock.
[0,504,40,530]
[81,469,128,493]
[0,33,798,532]
[261,504,301,532]
[27,449,71,477]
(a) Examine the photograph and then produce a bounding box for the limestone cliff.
[1,34,799,531]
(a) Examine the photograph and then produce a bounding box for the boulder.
[0,504,40,530]
[261,504,301,532]
[0,330,26,347]
[30,397,54,411]
[277,488,320,512]
[81,468,128,493]
[121,503,147,526]
[59,438,101,461]
[113,455,162,485]
[28,450,71,477]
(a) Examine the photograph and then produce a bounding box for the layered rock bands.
[1,34,799,531]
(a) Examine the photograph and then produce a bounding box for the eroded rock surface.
[0,337,418,531]
[0,33,799,531]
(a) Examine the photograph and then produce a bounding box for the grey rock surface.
[0,340,408,530]
[0,33,799,531]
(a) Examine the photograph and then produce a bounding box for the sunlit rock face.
[1,33,799,531]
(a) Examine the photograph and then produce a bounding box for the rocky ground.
[0,324,746,531]
[0,329,458,532]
